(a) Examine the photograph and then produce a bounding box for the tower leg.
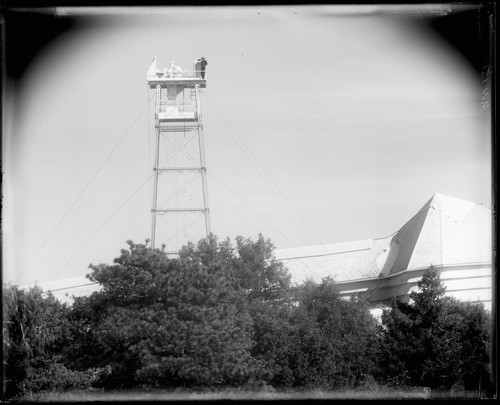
[151,85,161,249]
[196,85,211,236]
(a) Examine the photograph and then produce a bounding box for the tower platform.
[147,58,207,88]
[148,77,207,89]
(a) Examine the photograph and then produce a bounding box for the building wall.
[337,263,492,311]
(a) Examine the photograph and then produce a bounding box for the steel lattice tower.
[147,58,210,253]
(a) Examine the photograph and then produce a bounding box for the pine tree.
[70,237,259,388]
[379,266,491,391]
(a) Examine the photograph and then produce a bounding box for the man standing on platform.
[197,57,208,79]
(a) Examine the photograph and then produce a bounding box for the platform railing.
[150,69,206,80]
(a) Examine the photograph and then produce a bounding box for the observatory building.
[274,193,493,311]
[35,193,492,313]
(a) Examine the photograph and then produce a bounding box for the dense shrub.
[249,278,379,390]
[67,236,263,389]
[378,266,491,392]
[21,363,110,393]
[289,279,379,389]
[2,285,106,398]
[4,241,492,398]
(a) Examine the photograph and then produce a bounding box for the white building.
[274,193,493,311]
[23,193,492,311]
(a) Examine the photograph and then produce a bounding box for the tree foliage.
[232,235,291,302]
[2,285,102,398]
[249,277,379,389]
[68,235,291,388]
[4,241,492,398]
[289,278,379,389]
[378,266,491,391]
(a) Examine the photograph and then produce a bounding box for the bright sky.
[3,5,491,287]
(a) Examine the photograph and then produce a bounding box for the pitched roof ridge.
[396,194,435,234]
[430,192,490,208]
[387,195,436,275]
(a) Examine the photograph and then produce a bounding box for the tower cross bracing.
[147,58,210,253]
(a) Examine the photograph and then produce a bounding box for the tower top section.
[147,57,207,89]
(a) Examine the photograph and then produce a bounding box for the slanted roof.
[401,193,491,272]
[274,237,393,284]
[274,193,491,284]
